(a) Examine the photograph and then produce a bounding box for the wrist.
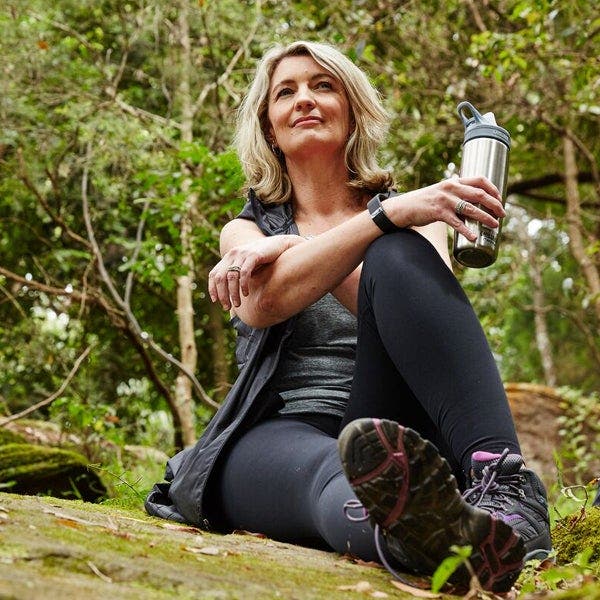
[367,194,401,234]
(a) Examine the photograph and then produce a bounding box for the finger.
[450,182,505,218]
[214,270,232,310]
[448,213,478,242]
[454,200,500,229]
[239,255,260,297]
[458,176,502,201]
[208,270,217,303]
[239,266,250,298]
[226,268,242,307]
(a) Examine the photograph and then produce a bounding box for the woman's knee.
[363,229,432,279]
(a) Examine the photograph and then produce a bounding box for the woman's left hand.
[384,176,505,242]
[209,233,304,310]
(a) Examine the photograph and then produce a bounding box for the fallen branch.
[0,346,92,427]
[87,561,113,584]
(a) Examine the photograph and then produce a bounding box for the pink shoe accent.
[474,517,524,588]
[472,451,502,461]
[348,419,410,529]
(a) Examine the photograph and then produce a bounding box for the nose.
[294,84,316,110]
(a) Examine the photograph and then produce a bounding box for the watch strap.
[367,194,400,234]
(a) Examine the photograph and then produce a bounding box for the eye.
[275,87,293,99]
[316,80,333,90]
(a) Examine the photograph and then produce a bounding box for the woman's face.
[267,54,353,161]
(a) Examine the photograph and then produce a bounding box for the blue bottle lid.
[457,101,511,148]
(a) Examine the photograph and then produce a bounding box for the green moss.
[549,585,600,600]
[2,492,600,600]
[553,507,600,567]
[0,493,424,600]
[0,443,106,501]
[0,427,26,445]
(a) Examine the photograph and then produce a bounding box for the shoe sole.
[338,418,525,593]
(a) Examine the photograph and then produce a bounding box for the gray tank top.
[265,293,357,418]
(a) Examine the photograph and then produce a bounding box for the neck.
[284,156,366,236]
[286,153,360,217]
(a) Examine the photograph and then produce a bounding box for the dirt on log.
[1,493,599,600]
[506,382,599,488]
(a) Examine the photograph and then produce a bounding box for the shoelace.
[462,448,525,513]
[343,499,421,589]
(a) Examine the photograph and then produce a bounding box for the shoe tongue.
[471,451,524,478]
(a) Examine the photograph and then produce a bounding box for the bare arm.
[330,221,450,317]
[209,176,503,328]
[211,218,305,309]
[212,211,383,327]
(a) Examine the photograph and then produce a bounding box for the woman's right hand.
[384,176,505,241]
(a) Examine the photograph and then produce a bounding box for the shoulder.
[220,218,264,247]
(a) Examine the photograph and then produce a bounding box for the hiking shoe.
[463,450,553,561]
[338,418,525,593]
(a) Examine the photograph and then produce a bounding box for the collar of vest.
[238,189,298,236]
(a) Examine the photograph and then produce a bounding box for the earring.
[270,142,283,159]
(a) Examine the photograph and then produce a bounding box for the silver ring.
[455,200,469,217]
[226,265,241,273]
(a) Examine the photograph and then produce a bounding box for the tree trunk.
[520,217,557,386]
[206,300,230,403]
[563,134,600,322]
[174,234,198,447]
[173,0,199,447]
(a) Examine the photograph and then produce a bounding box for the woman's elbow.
[237,290,287,329]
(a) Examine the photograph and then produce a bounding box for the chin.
[284,137,346,158]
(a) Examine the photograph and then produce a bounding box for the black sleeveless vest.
[145,190,299,528]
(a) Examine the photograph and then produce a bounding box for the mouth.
[292,116,323,127]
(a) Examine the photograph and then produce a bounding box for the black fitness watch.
[367,194,400,234]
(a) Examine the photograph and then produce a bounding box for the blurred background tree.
[0,0,598,460]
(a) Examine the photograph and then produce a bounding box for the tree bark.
[173,0,199,447]
[530,256,557,387]
[563,134,600,322]
[206,300,230,403]
[518,217,557,386]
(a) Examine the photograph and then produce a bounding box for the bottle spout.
[482,112,497,125]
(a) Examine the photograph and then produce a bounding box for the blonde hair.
[234,40,393,205]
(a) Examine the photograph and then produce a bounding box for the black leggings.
[214,229,520,559]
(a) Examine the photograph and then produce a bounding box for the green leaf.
[430,545,472,592]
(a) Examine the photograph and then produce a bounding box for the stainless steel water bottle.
[452,101,511,268]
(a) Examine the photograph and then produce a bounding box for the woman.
[146,41,551,592]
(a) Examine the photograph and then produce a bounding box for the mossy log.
[553,507,600,567]
[0,443,106,501]
[0,427,27,445]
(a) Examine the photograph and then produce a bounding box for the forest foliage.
[0,0,598,456]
